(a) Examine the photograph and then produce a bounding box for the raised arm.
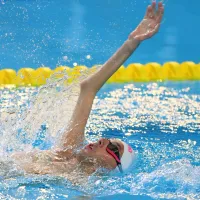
[59,1,164,151]
[82,1,164,93]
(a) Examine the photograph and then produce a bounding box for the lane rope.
[0,62,199,87]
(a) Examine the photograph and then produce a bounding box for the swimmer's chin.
[77,147,91,157]
[76,144,95,156]
[83,143,94,152]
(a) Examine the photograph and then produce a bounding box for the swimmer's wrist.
[128,36,141,43]
[125,37,141,52]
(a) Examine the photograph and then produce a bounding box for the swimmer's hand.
[129,1,164,42]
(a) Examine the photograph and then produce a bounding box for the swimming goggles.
[106,140,123,173]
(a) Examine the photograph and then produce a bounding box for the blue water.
[0,81,199,199]
[0,0,200,70]
[0,0,200,199]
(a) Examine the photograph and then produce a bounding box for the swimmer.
[11,2,164,178]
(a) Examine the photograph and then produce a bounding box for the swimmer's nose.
[98,138,109,148]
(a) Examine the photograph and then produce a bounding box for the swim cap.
[117,141,136,172]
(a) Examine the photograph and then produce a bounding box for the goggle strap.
[118,164,123,173]
[106,147,121,163]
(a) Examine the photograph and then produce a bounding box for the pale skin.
[11,2,164,178]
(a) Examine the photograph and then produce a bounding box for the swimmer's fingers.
[151,1,156,16]
[145,1,156,19]
[145,1,164,21]
[145,5,153,19]
[156,2,164,23]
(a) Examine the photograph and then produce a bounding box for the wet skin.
[11,138,124,176]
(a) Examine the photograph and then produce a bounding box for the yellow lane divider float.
[0,62,200,87]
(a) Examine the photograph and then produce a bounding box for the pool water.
[0,81,199,200]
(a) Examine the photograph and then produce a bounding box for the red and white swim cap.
[116,141,136,172]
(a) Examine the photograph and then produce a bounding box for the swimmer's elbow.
[80,80,89,91]
[80,80,97,96]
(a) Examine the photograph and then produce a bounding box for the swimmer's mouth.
[85,143,94,151]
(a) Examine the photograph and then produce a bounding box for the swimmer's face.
[80,138,124,169]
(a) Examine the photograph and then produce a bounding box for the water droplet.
[86,55,91,60]
[63,56,68,61]
[73,62,78,66]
